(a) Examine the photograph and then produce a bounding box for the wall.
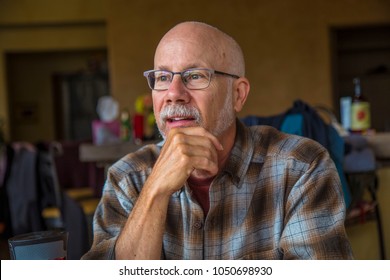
[106,0,390,117]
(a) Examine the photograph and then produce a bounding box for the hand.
[146,126,223,196]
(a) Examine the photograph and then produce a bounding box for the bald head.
[154,21,245,77]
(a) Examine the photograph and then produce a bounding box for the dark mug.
[8,230,68,260]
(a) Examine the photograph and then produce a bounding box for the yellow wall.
[0,0,389,259]
[0,0,106,23]
[106,0,390,119]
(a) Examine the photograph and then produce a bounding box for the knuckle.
[171,132,186,144]
[176,142,188,154]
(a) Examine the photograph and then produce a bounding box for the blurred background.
[0,0,389,260]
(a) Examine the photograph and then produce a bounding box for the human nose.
[165,74,190,104]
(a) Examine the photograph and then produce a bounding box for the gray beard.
[213,89,235,137]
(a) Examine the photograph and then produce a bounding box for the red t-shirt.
[187,176,214,215]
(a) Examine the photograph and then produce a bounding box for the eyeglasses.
[143,68,240,91]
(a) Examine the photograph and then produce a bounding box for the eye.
[184,70,207,81]
[155,71,171,82]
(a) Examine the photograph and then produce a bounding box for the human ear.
[233,77,250,112]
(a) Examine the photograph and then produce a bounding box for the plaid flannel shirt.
[82,120,353,260]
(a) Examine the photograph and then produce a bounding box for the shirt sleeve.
[279,149,354,259]
[81,145,159,260]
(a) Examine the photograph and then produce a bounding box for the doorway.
[331,24,390,132]
[6,49,109,143]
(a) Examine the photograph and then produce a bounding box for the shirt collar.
[220,119,255,189]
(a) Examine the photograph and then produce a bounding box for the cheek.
[203,92,221,122]
[210,84,229,109]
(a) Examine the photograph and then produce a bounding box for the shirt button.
[193,220,203,229]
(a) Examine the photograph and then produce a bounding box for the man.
[82,21,353,260]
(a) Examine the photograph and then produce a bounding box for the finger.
[169,127,223,151]
[190,155,219,176]
[158,136,219,180]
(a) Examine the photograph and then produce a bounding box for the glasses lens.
[182,69,211,89]
[145,69,213,90]
[148,70,172,90]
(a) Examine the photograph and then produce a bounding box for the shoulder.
[100,143,161,198]
[108,143,161,177]
[248,125,328,164]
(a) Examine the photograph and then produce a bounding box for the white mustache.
[160,105,202,124]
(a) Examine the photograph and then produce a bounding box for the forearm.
[115,194,168,259]
[115,182,170,260]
